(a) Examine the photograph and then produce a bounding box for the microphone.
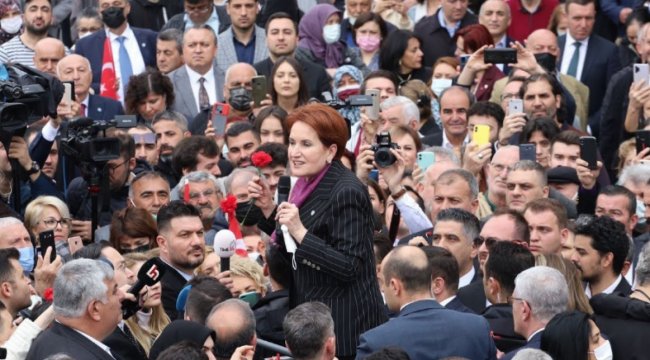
[215,230,236,273]
[122,257,166,320]
[276,176,291,242]
[67,116,95,129]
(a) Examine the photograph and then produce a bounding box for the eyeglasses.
[501,93,520,102]
[188,189,216,201]
[507,296,531,310]
[186,5,211,14]
[40,218,71,229]
[473,236,529,249]
[108,160,128,174]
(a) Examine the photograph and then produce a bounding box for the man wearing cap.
[547,167,580,202]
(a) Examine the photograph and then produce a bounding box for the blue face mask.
[18,247,34,274]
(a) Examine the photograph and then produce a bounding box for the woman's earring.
[327,159,332,164]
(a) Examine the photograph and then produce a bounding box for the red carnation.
[251,151,273,168]
[220,194,237,214]
[43,287,53,302]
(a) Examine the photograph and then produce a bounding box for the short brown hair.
[524,198,568,229]
[389,125,423,153]
[552,131,580,149]
[109,207,158,251]
[287,103,348,160]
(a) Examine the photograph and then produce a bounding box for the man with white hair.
[477,145,519,218]
[379,96,440,147]
[512,349,552,360]
[175,171,225,245]
[501,266,569,360]
[26,259,125,360]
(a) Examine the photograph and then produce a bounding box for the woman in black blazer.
[248,104,387,360]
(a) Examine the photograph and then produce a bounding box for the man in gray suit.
[216,0,268,70]
[168,24,226,119]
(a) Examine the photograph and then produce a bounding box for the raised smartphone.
[460,55,471,70]
[634,64,649,87]
[39,230,56,262]
[636,130,650,154]
[365,89,380,121]
[239,291,262,307]
[580,136,598,170]
[251,76,267,108]
[369,169,379,182]
[473,125,490,146]
[62,82,74,113]
[508,98,523,115]
[211,103,230,137]
[417,152,435,173]
[520,144,536,162]
[67,236,83,255]
[484,48,517,64]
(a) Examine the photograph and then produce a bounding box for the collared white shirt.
[442,130,470,150]
[528,328,545,342]
[160,258,194,282]
[184,7,220,35]
[560,32,589,82]
[625,262,634,288]
[495,36,508,72]
[585,274,622,298]
[107,26,146,104]
[395,194,433,234]
[400,298,438,312]
[185,64,217,114]
[458,266,475,289]
[439,295,456,307]
[73,328,115,358]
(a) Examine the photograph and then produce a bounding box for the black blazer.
[103,326,148,360]
[445,296,475,314]
[26,322,117,360]
[257,161,387,357]
[160,261,190,320]
[458,280,488,314]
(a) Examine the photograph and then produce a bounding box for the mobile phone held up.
[39,230,56,262]
[211,103,230,138]
[580,136,598,170]
[251,76,267,108]
[519,144,536,162]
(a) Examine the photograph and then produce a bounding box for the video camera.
[61,115,136,167]
[320,91,374,110]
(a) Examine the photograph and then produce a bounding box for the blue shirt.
[438,9,461,38]
[233,32,256,65]
[184,6,220,34]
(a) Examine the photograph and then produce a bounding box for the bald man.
[479,0,514,73]
[489,29,589,131]
[34,38,66,77]
[189,62,258,135]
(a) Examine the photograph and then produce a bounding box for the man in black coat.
[414,4,478,67]
[254,12,332,101]
[26,259,124,360]
[422,246,475,314]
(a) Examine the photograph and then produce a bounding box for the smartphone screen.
[211,103,230,137]
[39,230,56,263]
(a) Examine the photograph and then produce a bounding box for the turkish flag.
[100,37,118,100]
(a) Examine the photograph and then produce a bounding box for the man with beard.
[0,0,70,67]
[189,62,257,136]
[216,0,268,70]
[571,215,632,298]
[75,0,158,103]
[225,122,261,169]
[152,110,191,188]
[175,171,224,246]
[157,201,206,320]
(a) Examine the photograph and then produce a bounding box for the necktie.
[81,103,86,117]
[198,77,210,110]
[566,41,582,78]
[122,324,147,359]
[117,36,133,90]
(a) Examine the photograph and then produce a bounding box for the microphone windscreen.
[214,230,237,258]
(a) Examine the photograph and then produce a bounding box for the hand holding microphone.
[122,257,166,320]
[214,230,236,290]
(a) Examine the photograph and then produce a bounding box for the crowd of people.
[0,0,649,359]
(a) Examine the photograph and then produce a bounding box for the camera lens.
[375,148,395,168]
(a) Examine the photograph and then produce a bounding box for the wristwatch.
[392,187,407,201]
[25,161,40,175]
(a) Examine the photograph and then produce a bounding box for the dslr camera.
[370,132,400,168]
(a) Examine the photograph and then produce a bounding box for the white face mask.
[1,16,22,34]
[323,24,341,45]
[430,78,452,98]
[79,31,92,39]
[349,16,356,25]
[590,340,613,360]
[248,252,260,262]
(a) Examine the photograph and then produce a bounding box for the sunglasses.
[473,236,529,249]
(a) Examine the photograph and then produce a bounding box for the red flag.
[100,37,118,100]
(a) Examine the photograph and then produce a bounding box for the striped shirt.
[0,36,70,68]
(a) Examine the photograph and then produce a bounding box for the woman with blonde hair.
[196,246,220,277]
[535,254,593,314]
[230,256,268,306]
[124,252,171,355]
[24,196,73,260]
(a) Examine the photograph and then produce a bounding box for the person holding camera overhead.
[248,103,387,360]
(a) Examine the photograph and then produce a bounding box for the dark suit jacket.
[475,65,505,102]
[356,300,497,360]
[445,296,475,314]
[160,261,190,320]
[87,94,125,120]
[458,279,488,314]
[253,57,332,101]
[256,161,387,357]
[414,8,478,68]
[557,34,621,136]
[103,326,147,360]
[75,27,158,94]
[500,330,543,360]
[614,276,633,295]
[26,322,117,360]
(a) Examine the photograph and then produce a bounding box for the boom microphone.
[122,257,166,320]
[215,230,236,273]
